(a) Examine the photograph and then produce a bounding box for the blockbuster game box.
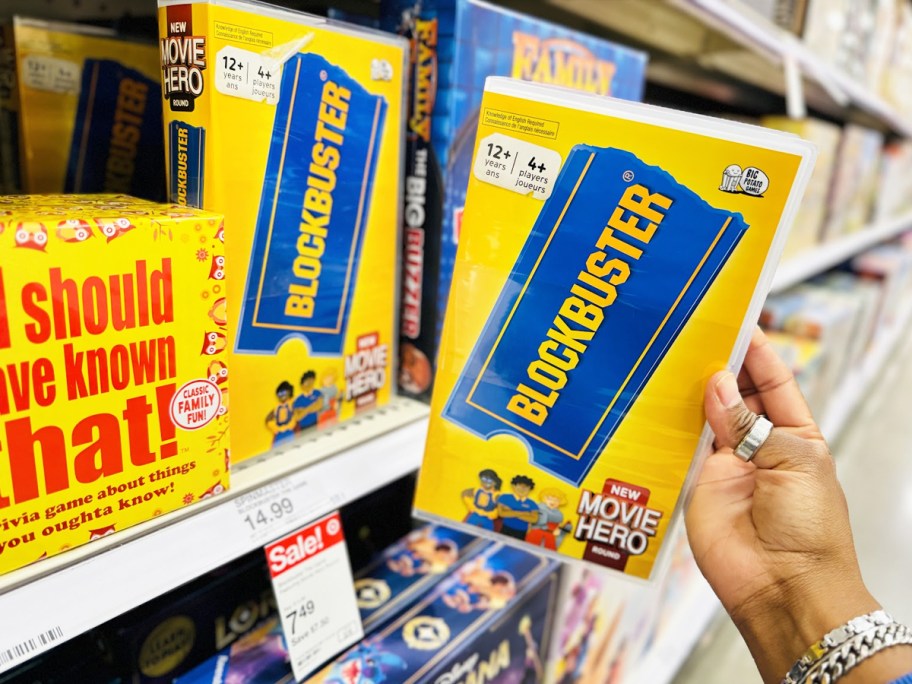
[3,18,165,200]
[158,0,407,464]
[416,78,816,579]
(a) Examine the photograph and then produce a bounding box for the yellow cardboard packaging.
[6,18,165,200]
[158,0,406,464]
[0,195,229,575]
[417,79,815,579]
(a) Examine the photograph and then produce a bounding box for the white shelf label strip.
[0,416,427,674]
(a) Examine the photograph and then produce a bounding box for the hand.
[686,328,884,682]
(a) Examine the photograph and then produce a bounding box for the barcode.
[0,627,64,668]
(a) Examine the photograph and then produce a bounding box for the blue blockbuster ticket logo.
[443,146,748,486]
[65,59,165,201]
[237,53,387,355]
[168,121,205,208]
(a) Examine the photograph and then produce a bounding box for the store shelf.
[771,212,912,294]
[675,0,912,135]
[821,299,912,442]
[0,398,429,674]
[539,0,912,135]
[628,574,721,683]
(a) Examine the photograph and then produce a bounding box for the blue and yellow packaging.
[417,78,816,579]
[355,524,482,632]
[316,542,559,684]
[382,0,648,401]
[157,0,406,464]
[6,18,165,200]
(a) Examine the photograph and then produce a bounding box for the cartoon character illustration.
[386,528,459,577]
[519,615,544,684]
[88,525,116,540]
[293,370,323,432]
[526,488,572,550]
[265,380,297,446]
[200,481,226,498]
[209,254,225,280]
[325,641,407,684]
[14,221,48,251]
[208,296,228,326]
[442,557,516,612]
[219,385,229,415]
[318,369,341,427]
[215,220,225,243]
[497,475,539,541]
[54,218,94,243]
[461,468,502,530]
[201,331,228,355]
[96,216,135,241]
[207,359,229,385]
[399,343,431,394]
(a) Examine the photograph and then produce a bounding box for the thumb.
[705,371,758,451]
[705,371,812,471]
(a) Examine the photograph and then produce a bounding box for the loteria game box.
[158,0,406,465]
[381,0,647,400]
[3,18,165,200]
[416,78,816,579]
[94,550,275,684]
[0,195,229,576]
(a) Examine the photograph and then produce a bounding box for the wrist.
[730,571,879,683]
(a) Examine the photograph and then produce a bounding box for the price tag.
[232,472,347,546]
[473,132,562,200]
[265,512,363,681]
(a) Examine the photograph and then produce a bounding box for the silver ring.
[734,415,773,462]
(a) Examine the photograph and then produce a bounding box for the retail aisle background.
[674,331,912,684]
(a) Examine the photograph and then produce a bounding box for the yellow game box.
[158,0,406,464]
[417,78,816,579]
[5,18,165,200]
[0,195,229,575]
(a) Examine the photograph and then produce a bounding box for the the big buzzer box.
[158,0,406,465]
[0,195,229,575]
[416,78,816,579]
[381,0,647,400]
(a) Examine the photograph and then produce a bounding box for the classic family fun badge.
[444,145,749,486]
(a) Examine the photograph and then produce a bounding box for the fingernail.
[714,372,741,408]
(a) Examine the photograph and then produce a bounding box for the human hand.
[686,328,881,683]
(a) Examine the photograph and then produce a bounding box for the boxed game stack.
[761,117,841,258]
[872,139,912,223]
[157,0,407,465]
[0,195,229,575]
[1,18,165,200]
[315,542,559,684]
[822,124,883,240]
[354,524,483,632]
[416,78,815,579]
[765,330,828,417]
[381,0,647,400]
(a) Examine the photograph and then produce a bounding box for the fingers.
[739,328,817,429]
[705,371,826,472]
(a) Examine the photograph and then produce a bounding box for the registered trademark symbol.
[320,69,328,81]
[622,170,634,182]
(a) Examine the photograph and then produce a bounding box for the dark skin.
[687,328,912,683]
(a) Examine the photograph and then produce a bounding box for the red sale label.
[265,512,345,578]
